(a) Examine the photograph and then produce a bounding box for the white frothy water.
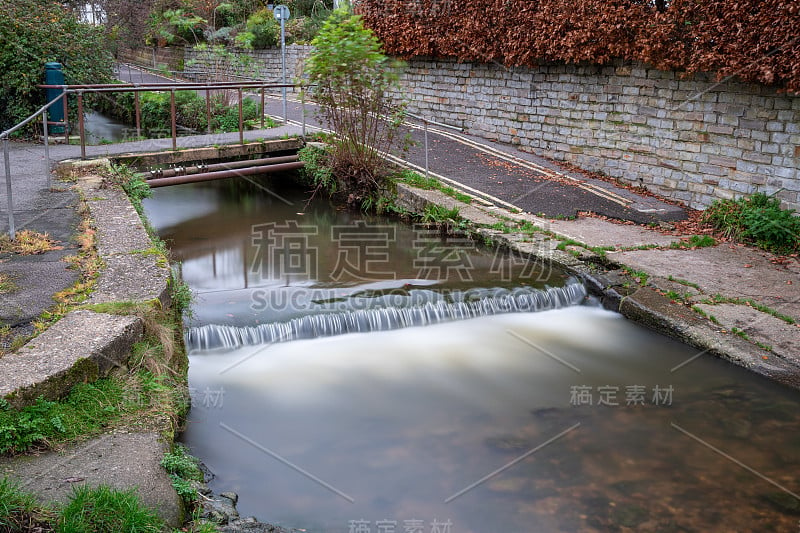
[186,283,588,351]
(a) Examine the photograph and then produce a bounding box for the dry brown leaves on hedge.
[358,0,800,93]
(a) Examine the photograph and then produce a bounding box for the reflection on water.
[83,110,134,144]
[144,180,800,533]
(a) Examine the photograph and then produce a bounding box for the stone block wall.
[390,58,800,211]
[119,46,800,211]
[118,47,185,72]
[183,45,313,88]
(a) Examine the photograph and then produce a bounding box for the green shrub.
[305,9,407,205]
[297,144,335,191]
[0,0,113,132]
[216,97,260,132]
[704,193,799,254]
[57,485,163,532]
[161,444,203,481]
[286,7,333,43]
[161,444,202,506]
[239,8,280,48]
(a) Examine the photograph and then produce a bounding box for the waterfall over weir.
[187,283,588,351]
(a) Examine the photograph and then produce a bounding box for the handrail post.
[77,91,86,160]
[206,89,212,134]
[170,89,177,150]
[62,87,69,143]
[3,137,15,240]
[424,119,429,180]
[238,88,244,145]
[260,86,265,129]
[301,86,306,139]
[43,109,50,189]
[134,89,141,138]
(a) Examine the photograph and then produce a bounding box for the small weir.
[187,283,588,350]
[143,178,800,533]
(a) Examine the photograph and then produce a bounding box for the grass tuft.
[0,230,63,255]
[704,192,799,254]
[57,484,163,532]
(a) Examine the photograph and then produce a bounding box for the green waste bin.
[45,62,65,134]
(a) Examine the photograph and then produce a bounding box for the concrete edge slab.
[0,310,143,408]
[397,183,800,391]
[76,173,173,309]
[620,288,800,389]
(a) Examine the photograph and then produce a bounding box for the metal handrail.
[2,93,66,239]
[41,81,308,158]
[0,94,66,139]
[3,79,310,241]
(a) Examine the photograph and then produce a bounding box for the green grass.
[57,484,163,532]
[701,294,796,325]
[621,267,649,286]
[704,192,800,254]
[692,305,722,326]
[0,273,16,294]
[670,234,717,249]
[0,479,170,532]
[0,477,49,530]
[555,238,587,251]
[667,275,701,290]
[664,290,691,303]
[396,169,472,204]
[421,204,461,224]
[0,370,179,455]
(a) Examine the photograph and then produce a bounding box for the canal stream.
[143,179,800,533]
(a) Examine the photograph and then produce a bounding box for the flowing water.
[144,179,800,533]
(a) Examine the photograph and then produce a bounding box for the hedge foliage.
[357,0,800,93]
[0,0,113,132]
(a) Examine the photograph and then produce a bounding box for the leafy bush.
[280,0,334,18]
[100,88,265,136]
[298,144,335,191]
[305,9,407,205]
[238,8,281,49]
[286,5,333,43]
[216,97,260,132]
[704,193,800,254]
[161,444,202,505]
[0,0,113,132]
[147,8,206,46]
[161,444,203,481]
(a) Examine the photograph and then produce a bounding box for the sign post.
[273,5,290,124]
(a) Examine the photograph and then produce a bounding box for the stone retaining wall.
[118,47,185,72]
[123,45,800,211]
[183,45,312,86]
[391,58,800,211]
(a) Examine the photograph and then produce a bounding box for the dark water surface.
[144,179,800,533]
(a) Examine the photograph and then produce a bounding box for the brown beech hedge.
[357,0,800,93]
